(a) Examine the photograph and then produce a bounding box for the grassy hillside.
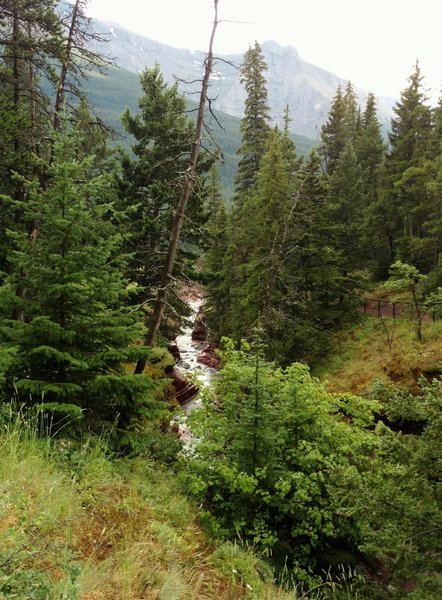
[314,315,442,395]
[82,66,318,198]
[0,417,299,599]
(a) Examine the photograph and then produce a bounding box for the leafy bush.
[180,337,378,582]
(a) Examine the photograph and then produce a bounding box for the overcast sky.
[88,0,441,103]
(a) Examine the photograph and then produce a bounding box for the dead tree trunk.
[135,0,219,374]
[53,0,80,132]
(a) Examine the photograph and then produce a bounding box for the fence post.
[392,302,396,319]
[377,300,381,317]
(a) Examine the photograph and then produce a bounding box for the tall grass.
[0,409,308,599]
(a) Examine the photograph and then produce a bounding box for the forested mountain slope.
[58,0,396,138]
[81,65,317,196]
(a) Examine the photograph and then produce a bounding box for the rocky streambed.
[169,289,219,438]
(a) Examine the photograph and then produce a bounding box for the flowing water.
[172,296,217,440]
[175,297,215,410]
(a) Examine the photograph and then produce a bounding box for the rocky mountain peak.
[83,10,395,138]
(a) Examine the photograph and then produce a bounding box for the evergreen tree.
[0,132,160,428]
[343,80,359,140]
[354,93,387,276]
[221,128,297,343]
[234,41,271,199]
[117,64,202,319]
[355,92,386,200]
[320,84,347,174]
[203,201,230,336]
[328,141,365,272]
[380,62,433,266]
[0,0,63,158]
[276,150,352,363]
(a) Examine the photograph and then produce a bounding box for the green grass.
[0,411,306,599]
[314,315,442,395]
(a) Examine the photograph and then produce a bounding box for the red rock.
[169,368,199,404]
[197,343,221,369]
[168,342,181,361]
[191,312,207,341]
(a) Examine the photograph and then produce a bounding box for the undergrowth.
[314,315,442,395]
[0,412,304,599]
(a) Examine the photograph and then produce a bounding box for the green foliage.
[234,41,272,198]
[180,339,378,579]
[384,260,426,294]
[336,376,442,598]
[380,63,435,271]
[117,63,212,335]
[0,130,163,429]
[384,260,427,340]
[320,83,360,174]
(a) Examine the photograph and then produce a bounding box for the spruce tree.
[118,64,207,321]
[381,62,434,266]
[0,132,160,428]
[320,84,347,174]
[276,150,351,363]
[329,141,365,272]
[354,93,387,276]
[234,41,271,199]
[0,0,63,158]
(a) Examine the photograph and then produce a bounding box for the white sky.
[87,0,442,103]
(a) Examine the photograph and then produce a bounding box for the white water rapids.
[175,297,214,410]
[172,296,217,441]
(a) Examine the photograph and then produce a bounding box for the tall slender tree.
[381,62,434,266]
[320,85,347,174]
[234,41,271,199]
[118,64,196,308]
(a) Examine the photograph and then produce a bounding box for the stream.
[175,297,215,409]
[172,295,217,440]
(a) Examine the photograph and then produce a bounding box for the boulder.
[191,312,207,341]
[197,343,221,369]
[169,367,199,404]
[168,342,181,361]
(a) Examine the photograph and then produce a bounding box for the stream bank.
[169,286,219,437]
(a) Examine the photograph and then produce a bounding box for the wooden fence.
[358,298,442,322]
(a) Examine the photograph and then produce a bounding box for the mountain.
[80,66,317,197]
[87,16,396,139]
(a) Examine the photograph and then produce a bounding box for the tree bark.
[134,0,219,374]
[53,0,81,132]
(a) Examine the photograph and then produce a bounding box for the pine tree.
[118,64,198,312]
[0,0,63,158]
[355,92,386,197]
[0,132,160,428]
[320,84,347,174]
[343,80,359,140]
[329,141,365,272]
[276,150,352,363]
[354,93,387,276]
[223,128,296,343]
[381,62,434,266]
[234,41,271,199]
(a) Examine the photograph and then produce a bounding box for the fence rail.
[358,298,442,322]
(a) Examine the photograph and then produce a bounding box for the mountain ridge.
[88,15,396,139]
